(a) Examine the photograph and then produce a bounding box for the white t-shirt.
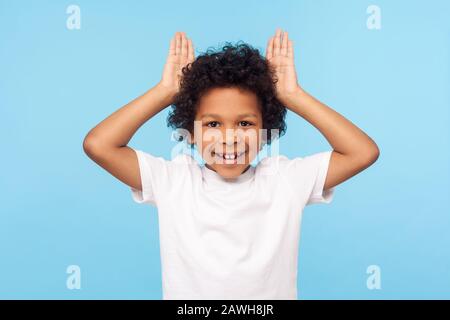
[130,147,335,300]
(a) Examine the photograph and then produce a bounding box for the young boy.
[83,29,379,300]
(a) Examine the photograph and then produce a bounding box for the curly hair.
[166,40,287,148]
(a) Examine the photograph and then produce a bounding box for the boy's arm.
[83,31,194,191]
[283,88,379,191]
[266,28,379,191]
[83,83,175,190]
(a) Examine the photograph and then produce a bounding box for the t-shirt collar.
[201,164,255,185]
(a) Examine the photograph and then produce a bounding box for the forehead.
[196,87,261,118]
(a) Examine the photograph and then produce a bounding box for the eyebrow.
[200,113,258,119]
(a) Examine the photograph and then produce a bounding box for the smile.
[215,151,245,159]
[213,151,246,163]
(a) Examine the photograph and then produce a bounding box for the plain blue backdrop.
[1,0,449,299]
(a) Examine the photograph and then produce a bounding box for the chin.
[211,163,249,178]
[204,149,256,178]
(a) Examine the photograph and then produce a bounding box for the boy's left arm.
[283,88,380,191]
[266,28,380,191]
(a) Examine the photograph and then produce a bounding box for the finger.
[175,32,181,55]
[274,28,281,56]
[181,32,187,57]
[287,39,294,59]
[281,31,288,56]
[169,33,176,56]
[266,36,274,60]
[187,38,195,61]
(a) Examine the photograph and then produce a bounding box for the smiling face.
[192,86,264,180]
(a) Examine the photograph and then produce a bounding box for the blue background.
[1,0,449,299]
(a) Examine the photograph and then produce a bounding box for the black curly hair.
[167,40,287,148]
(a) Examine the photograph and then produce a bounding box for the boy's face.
[192,87,264,180]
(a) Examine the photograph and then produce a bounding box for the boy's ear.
[187,132,197,148]
[259,136,267,150]
[188,132,195,145]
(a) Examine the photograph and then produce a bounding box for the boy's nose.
[222,128,243,145]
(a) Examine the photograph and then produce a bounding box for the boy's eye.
[239,121,253,127]
[206,121,219,128]
[205,121,254,127]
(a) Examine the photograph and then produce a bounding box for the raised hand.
[159,31,195,96]
[266,28,302,106]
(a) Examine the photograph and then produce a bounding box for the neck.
[205,164,251,175]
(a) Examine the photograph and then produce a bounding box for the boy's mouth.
[212,151,246,163]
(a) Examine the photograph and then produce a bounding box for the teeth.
[214,152,245,160]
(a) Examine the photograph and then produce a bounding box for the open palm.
[159,31,195,94]
[265,28,301,104]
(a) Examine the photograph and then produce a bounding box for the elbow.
[83,134,101,158]
[347,140,380,170]
[360,141,380,167]
[369,140,380,163]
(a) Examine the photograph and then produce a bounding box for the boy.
[83,29,379,299]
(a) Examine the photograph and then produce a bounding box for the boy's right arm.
[83,31,195,191]
[82,83,175,190]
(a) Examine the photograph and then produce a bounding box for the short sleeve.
[304,151,335,205]
[130,148,170,206]
[280,150,335,206]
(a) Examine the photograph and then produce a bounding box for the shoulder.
[256,154,301,169]
[169,152,199,166]
[133,149,198,165]
[256,151,332,174]
[131,148,201,177]
[255,154,295,176]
